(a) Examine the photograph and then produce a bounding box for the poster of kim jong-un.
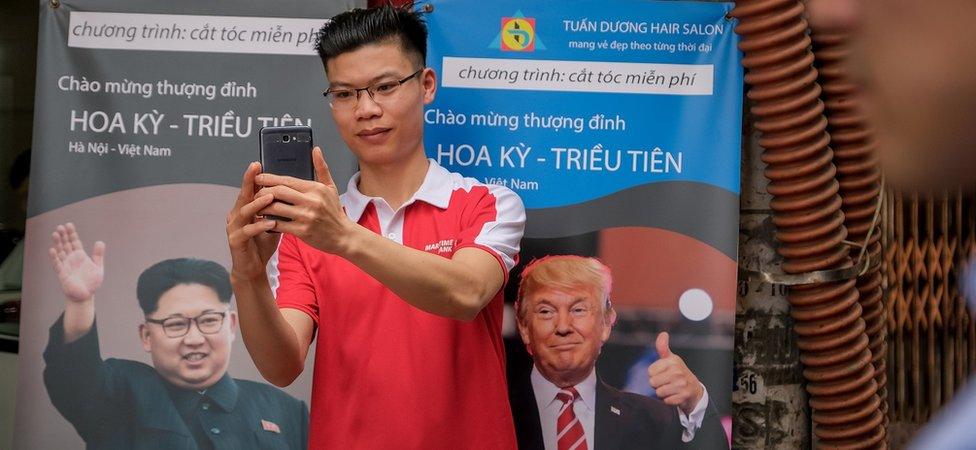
[14,1,360,449]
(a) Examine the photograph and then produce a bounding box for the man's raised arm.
[48,222,104,343]
[227,162,315,387]
[254,148,524,322]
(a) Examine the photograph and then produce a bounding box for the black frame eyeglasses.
[145,310,228,338]
[323,68,424,110]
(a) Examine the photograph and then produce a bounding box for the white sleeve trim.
[679,384,709,443]
[472,184,526,273]
[265,239,283,298]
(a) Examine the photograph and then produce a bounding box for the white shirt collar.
[340,158,454,222]
[530,365,597,413]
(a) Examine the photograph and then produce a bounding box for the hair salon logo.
[490,11,546,52]
[501,17,535,51]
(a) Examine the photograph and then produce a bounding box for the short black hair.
[136,258,232,315]
[315,4,427,72]
[10,149,30,189]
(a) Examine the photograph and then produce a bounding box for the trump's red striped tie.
[556,387,587,450]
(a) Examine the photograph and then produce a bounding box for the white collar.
[340,159,454,222]
[530,365,597,413]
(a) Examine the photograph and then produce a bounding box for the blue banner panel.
[426,3,742,447]
[425,0,743,212]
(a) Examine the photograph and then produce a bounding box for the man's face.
[325,40,436,167]
[807,0,976,188]
[139,283,237,391]
[518,287,615,386]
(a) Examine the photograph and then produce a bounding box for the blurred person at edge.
[806,0,976,190]
[0,150,30,290]
[807,1,976,449]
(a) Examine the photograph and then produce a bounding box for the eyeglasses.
[145,310,228,338]
[323,68,424,110]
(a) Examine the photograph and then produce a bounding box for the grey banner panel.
[30,0,361,216]
[20,2,362,449]
[525,181,739,259]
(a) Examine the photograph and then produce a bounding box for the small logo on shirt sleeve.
[423,238,456,255]
[610,406,621,415]
[261,419,281,434]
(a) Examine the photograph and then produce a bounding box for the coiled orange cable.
[731,1,886,447]
[812,29,888,434]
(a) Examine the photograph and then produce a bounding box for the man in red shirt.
[225,5,525,449]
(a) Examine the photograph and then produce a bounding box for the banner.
[15,1,360,449]
[19,0,741,448]
[425,1,741,447]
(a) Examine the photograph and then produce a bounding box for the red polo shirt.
[268,160,524,449]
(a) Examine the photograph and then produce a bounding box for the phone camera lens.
[282,135,291,143]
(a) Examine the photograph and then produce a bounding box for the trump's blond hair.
[516,255,613,321]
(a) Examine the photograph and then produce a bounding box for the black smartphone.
[259,126,314,180]
[259,126,314,222]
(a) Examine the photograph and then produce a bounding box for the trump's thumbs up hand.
[647,332,705,415]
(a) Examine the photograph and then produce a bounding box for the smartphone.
[259,126,314,222]
[259,126,314,180]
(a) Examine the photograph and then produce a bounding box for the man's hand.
[230,155,331,387]
[648,332,705,415]
[48,223,104,303]
[254,146,355,255]
[227,162,280,282]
